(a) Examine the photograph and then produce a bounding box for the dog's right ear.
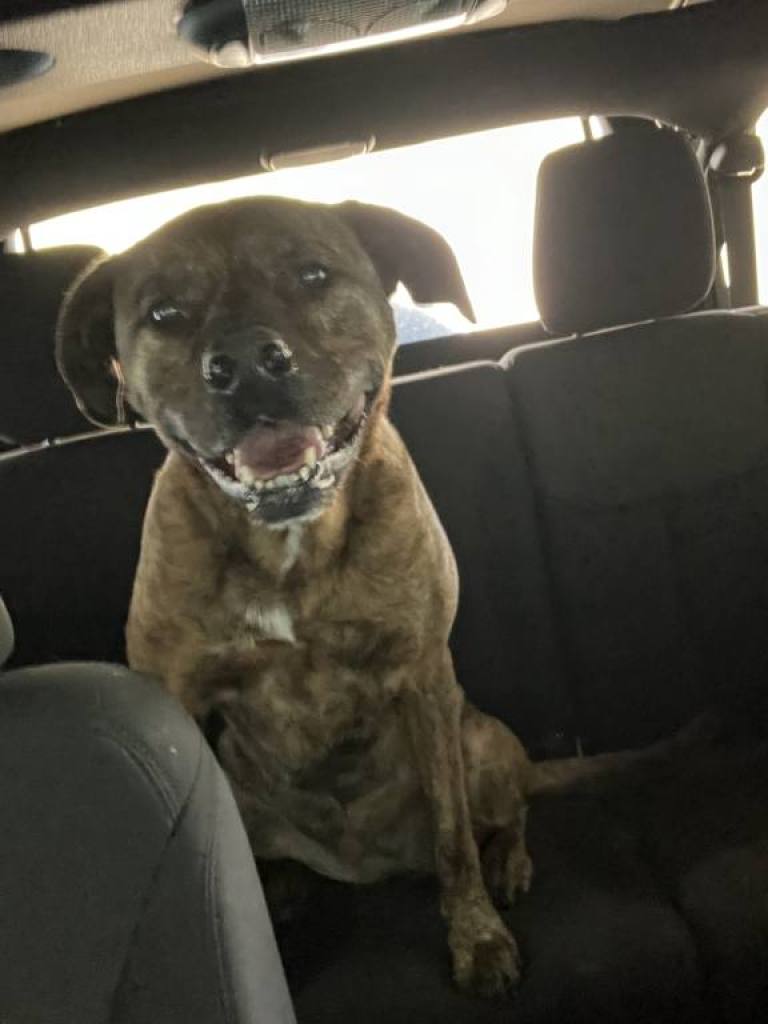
[336,201,475,322]
[56,256,133,428]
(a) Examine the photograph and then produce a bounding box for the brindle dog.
[57,198,634,994]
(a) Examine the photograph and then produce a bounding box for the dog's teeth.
[274,473,294,487]
[225,453,235,466]
[263,479,276,490]
[311,468,335,490]
[252,479,264,491]
[238,466,255,485]
[321,425,334,441]
[303,446,318,468]
[298,466,311,482]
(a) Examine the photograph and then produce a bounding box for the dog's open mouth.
[196,391,372,512]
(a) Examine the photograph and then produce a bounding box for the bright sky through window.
[25,118,583,332]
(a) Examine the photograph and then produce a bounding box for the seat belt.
[706,132,765,308]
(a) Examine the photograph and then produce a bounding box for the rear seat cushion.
[597,725,768,1024]
[279,783,703,1024]
[505,311,768,751]
[0,246,102,446]
[280,727,768,1024]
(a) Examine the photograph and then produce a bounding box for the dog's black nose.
[202,331,294,394]
[202,351,238,393]
[258,339,294,378]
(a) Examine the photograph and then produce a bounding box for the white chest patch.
[245,601,296,644]
[279,525,305,579]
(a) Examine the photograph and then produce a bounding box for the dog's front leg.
[400,651,520,995]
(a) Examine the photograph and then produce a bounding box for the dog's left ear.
[336,201,475,322]
[56,255,137,428]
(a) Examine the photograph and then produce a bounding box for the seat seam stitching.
[107,729,205,1019]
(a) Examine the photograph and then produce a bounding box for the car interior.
[2,1,768,1021]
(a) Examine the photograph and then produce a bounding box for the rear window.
[18,118,584,341]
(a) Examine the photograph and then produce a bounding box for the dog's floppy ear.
[336,201,475,322]
[56,256,134,428]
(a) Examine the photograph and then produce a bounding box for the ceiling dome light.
[178,0,506,68]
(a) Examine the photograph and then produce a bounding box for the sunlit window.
[21,117,583,337]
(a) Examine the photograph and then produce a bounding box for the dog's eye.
[298,263,330,288]
[148,302,187,327]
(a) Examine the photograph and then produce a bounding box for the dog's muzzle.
[190,389,375,524]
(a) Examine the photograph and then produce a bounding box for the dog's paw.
[449,905,520,996]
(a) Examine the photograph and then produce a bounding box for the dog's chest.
[222,662,430,881]
[243,599,296,644]
[217,593,402,758]
[214,602,432,879]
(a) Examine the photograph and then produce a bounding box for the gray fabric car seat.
[0,603,295,1024]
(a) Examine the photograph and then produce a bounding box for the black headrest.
[534,129,716,335]
[0,245,103,447]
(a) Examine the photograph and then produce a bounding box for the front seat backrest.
[0,660,295,1023]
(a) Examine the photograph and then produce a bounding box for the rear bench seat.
[282,126,768,1024]
[0,361,574,754]
[495,126,768,1024]
[390,363,572,752]
[508,126,768,751]
[1,427,165,667]
[2,126,768,1022]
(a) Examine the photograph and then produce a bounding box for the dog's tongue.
[233,422,323,479]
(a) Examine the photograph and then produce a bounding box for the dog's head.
[57,197,472,526]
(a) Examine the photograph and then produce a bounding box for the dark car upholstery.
[2,427,165,668]
[0,245,100,447]
[0,639,295,1024]
[533,128,715,335]
[508,127,768,750]
[2,126,768,1022]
